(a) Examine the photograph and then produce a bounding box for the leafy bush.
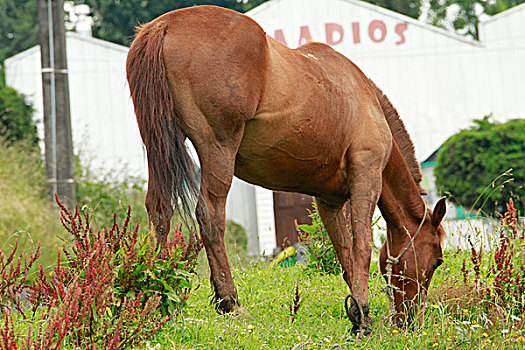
[0,76,38,146]
[296,202,340,275]
[225,220,248,253]
[0,196,200,349]
[435,116,525,216]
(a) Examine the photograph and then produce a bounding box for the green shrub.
[296,202,340,275]
[225,220,247,253]
[435,116,525,216]
[74,156,149,231]
[0,77,38,146]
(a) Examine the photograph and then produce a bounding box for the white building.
[5,32,144,177]
[5,0,524,255]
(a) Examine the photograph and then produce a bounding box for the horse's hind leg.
[194,135,245,314]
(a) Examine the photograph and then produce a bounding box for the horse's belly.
[233,119,349,199]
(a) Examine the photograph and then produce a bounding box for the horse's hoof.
[345,295,373,337]
[351,324,373,338]
[213,296,239,315]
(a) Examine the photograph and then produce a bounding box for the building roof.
[5,31,128,65]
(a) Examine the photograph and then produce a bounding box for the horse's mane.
[371,81,427,196]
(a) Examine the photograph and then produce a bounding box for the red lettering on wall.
[351,22,361,44]
[299,25,312,46]
[325,22,344,46]
[395,23,408,45]
[368,20,386,43]
[274,29,288,46]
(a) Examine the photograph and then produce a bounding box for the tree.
[0,0,38,63]
[75,0,269,46]
[435,117,525,216]
[427,0,525,40]
[367,0,422,19]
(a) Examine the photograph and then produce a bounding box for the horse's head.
[379,197,447,327]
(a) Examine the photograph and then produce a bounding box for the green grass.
[145,249,525,350]
[0,141,62,269]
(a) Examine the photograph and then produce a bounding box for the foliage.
[74,155,149,231]
[0,0,38,63]
[296,202,340,275]
[0,196,200,349]
[366,0,422,19]
[427,0,525,40]
[435,116,525,216]
[458,199,525,315]
[0,140,61,270]
[0,75,38,146]
[0,240,41,315]
[225,220,248,253]
[74,0,269,46]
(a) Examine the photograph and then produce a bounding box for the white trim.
[5,32,130,67]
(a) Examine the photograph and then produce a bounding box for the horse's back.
[235,38,391,200]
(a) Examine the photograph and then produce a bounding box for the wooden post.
[37,0,76,207]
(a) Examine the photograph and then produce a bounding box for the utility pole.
[37,0,76,207]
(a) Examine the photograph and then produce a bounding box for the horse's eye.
[435,258,444,268]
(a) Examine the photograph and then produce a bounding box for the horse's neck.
[378,141,425,233]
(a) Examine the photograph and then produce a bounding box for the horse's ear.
[432,197,447,228]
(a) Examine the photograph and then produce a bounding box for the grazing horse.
[126,6,446,334]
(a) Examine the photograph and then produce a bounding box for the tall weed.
[0,196,200,349]
[432,198,525,325]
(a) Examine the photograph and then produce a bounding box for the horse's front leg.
[345,153,385,336]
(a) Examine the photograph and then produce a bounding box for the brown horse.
[126,5,446,334]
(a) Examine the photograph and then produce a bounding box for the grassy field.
[2,141,524,349]
[148,248,525,350]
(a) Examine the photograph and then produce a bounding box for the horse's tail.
[126,20,199,224]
